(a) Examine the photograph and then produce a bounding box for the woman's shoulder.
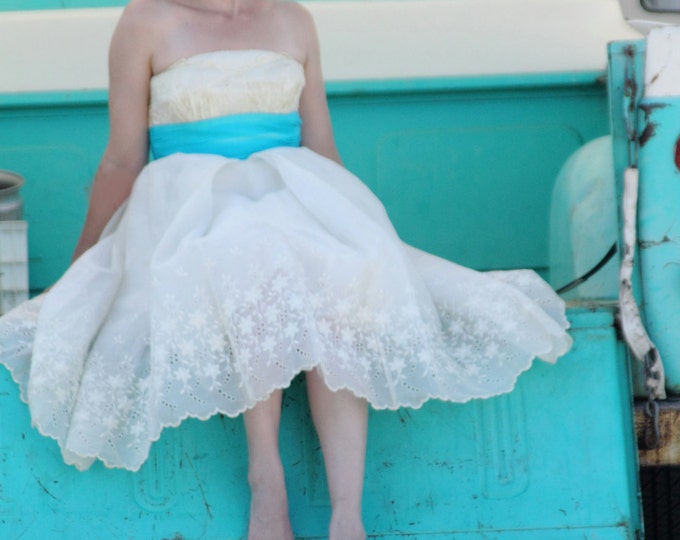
[112,0,170,52]
[119,0,159,18]
[116,0,174,36]
[114,0,158,34]
[274,0,316,32]
[272,1,319,60]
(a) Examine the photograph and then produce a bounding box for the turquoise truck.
[0,1,678,538]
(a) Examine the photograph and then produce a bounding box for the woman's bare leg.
[243,389,294,540]
[306,368,368,540]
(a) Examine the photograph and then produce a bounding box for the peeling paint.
[638,103,668,147]
[623,45,639,110]
[638,121,658,147]
[639,102,669,119]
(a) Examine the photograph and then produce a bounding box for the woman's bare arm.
[294,6,342,165]
[71,3,155,262]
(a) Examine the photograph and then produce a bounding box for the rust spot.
[639,102,668,119]
[675,136,680,172]
[638,103,669,148]
[623,49,639,105]
[624,77,638,116]
[636,402,680,466]
[638,122,658,147]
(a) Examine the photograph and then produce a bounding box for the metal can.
[0,170,24,220]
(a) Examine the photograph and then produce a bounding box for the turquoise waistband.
[149,111,302,160]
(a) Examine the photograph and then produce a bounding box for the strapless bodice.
[148,50,305,159]
[149,49,305,126]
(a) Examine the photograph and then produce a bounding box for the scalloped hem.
[25,331,573,472]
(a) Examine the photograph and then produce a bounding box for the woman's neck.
[171,0,270,18]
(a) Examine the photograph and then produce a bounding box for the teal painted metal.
[0,90,108,108]
[0,102,108,292]
[608,40,647,307]
[326,70,607,95]
[0,63,642,538]
[551,38,680,400]
[0,308,641,539]
[608,40,650,397]
[0,76,610,291]
[611,41,646,386]
[0,70,606,107]
[637,96,680,395]
[329,80,609,278]
[549,38,680,401]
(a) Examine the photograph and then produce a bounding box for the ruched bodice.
[149,49,305,126]
[148,50,305,159]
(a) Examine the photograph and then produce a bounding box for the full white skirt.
[0,147,571,471]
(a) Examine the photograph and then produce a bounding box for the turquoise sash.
[149,111,301,160]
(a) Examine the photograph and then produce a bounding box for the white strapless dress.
[0,50,572,471]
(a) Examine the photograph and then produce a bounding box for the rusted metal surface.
[636,400,680,465]
[638,103,667,148]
